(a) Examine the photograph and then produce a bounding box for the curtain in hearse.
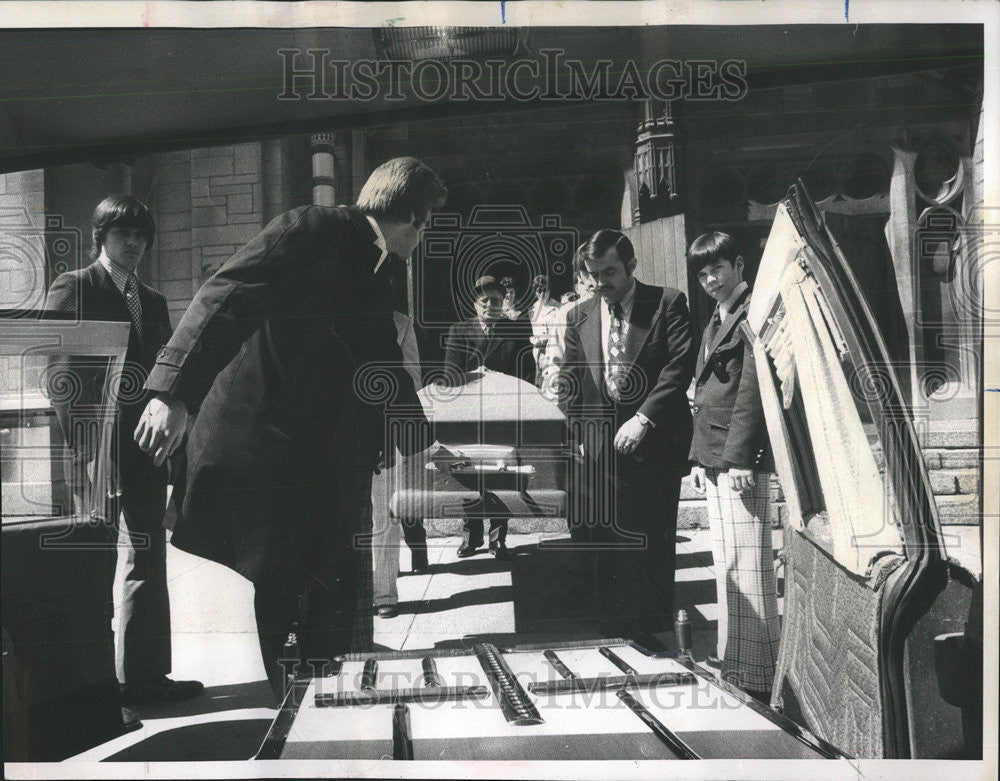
[774,259,904,576]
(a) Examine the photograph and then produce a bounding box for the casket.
[388,370,568,523]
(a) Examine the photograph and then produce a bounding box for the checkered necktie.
[605,301,626,401]
[123,272,143,343]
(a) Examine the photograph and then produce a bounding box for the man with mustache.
[557,229,695,646]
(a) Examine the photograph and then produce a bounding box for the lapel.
[697,287,751,381]
[475,319,501,361]
[623,281,656,367]
[136,280,164,350]
[577,297,604,395]
[88,261,131,320]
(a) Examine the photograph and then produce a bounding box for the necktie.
[605,301,626,401]
[704,308,721,360]
[123,272,143,343]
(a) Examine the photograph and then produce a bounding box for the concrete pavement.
[68,526,784,762]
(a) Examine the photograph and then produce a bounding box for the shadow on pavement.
[105,718,273,761]
[126,680,275,720]
[395,584,514,615]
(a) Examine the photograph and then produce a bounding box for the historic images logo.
[278,49,748,103]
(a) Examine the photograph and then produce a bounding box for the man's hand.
[134,392,188,468]
[728,467,755,494]
[690,465,706,493]
[613,415,649,454]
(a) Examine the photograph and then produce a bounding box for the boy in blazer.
[687,231,781,701]
[46,195,202,709]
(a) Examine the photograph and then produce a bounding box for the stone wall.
[0,170,47,310]
[142,143,265,326]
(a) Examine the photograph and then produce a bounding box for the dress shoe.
[121,706,143,733]
[457,540,482,558]
[489,543,512,561]
[705,654,722,669]
[376,605,398,619]
[121,676,204,705]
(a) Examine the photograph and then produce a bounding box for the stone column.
[310,132,337,206]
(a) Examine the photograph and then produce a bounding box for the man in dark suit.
[558,230,695,643]
[134,158,446,696]
[45,195,203,709]
[687,231,780,701]
[443,275,534,559]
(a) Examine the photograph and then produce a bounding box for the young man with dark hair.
[687,231,780,702]
[46,195,203,714]
[443,274,535,559]
[134,157,447,696]
[558,229,695,645]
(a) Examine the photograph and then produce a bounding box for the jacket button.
[692,405,700,414]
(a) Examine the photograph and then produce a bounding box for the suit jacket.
[45,261,173,492]
[143,205,426,582]
[443,317,535,382]
[688,287,773,471]
[559,281,695,470]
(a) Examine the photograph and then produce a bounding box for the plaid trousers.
[704,468,781,692]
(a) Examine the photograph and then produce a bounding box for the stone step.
[923,449,981,469]
[926,467,980,495]
[934,493,981,524]
[918,423,979,449]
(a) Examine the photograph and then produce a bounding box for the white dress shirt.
[366,215,389,275]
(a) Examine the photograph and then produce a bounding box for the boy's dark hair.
[357,156,448,226]
[687,231,742,276]
[91,194,156,261]
[582,229,635,267]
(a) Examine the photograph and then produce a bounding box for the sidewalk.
[69,527,783,762]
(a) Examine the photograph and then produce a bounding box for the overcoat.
[144,206,425,582]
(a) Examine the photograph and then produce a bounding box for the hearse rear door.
[745,183,981,759]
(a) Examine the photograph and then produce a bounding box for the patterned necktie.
[605,301,626,401]
[123,272,143,344]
